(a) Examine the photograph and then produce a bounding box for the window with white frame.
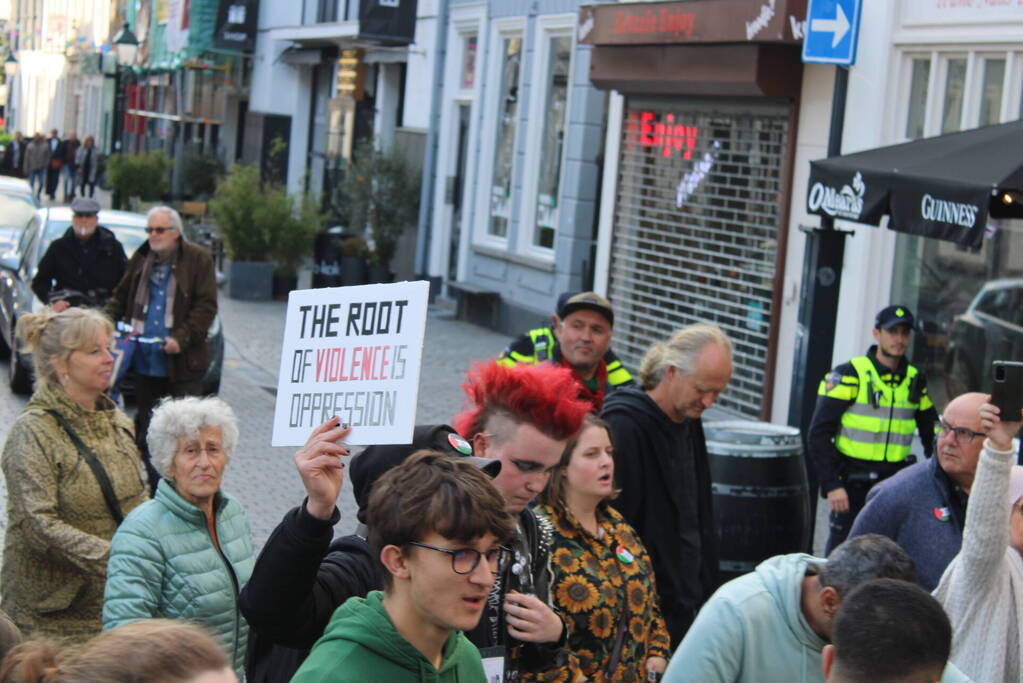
[530,33,573,251]
[901,49,1022,140]
[487,35,523,239]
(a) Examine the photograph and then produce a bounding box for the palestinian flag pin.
[616,545,634,564]
[933,507,951,522]
[447,433,473,455]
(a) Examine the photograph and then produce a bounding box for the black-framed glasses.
[408,542,511,575]
[144,226,174,235]
[938,419,985,445]
[73,212,97,219]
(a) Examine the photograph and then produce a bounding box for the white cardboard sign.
[271,281,430,447]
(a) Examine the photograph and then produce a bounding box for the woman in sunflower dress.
[531,414,670,683]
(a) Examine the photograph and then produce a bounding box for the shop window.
[531,35,572,250]
[941,58,967,133]
[905,58,930,140]
[978,58,1005,127]
[487,36,522,239]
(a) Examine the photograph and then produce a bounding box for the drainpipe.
[413,0,449,291]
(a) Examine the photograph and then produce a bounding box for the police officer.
[498,291,634,411]
[809,305,939,554]
[31,197,127,310]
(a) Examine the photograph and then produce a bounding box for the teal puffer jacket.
[103,479,255,677]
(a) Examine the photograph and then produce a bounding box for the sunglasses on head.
[144,226,174,235]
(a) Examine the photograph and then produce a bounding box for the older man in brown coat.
[105,206,218,491]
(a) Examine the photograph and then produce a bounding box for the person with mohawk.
[453,361,591,679]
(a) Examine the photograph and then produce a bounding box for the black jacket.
[31,226,127,305]
[240,502,564,681]
[601,386,718,647]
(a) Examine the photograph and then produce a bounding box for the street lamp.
[3,53,18,80]
[112,23,139,66]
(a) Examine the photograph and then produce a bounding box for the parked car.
[0,206,224,395]
[0,175,39,254]
[945,278,1023,395]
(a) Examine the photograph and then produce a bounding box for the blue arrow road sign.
[802,0,862,66]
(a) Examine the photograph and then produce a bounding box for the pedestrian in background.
[0,619,236,683]
[44,128,61,201]
[76,134,101,198]
[0,308,149,642]
[530,414,670,682]
[105,206,218,491]
[58,131,79,202]
[104,396,255,679]
[932,401,1023,682]
[3,131,25,177]
[809,305,938,554]
[23,133,49,199]
[602,323,733,646]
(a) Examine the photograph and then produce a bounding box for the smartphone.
[991,361,1023,420]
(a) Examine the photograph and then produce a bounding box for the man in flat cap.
[32,196,127,310]
[499,291,634,411]
[809,304,939,554]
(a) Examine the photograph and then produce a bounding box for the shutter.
[608,98,789,417]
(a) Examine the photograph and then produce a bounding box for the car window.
[975,287,1017,323]
[0,191,38,234]
[41,218,148,259]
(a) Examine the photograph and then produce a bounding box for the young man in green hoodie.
[292,450,517,682]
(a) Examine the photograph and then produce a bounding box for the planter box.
[229,260,274,301]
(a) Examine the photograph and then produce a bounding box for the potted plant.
[105,150,173,210]
[340,140,421,283]
[340,236,369,286]
[273,192,324,298]
[182,150,225,201]
[210,163,294,300]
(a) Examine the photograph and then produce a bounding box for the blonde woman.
[0,308,148,642]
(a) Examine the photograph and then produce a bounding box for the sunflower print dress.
[527,503,671,683]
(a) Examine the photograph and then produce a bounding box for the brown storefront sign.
[579,0,807,46]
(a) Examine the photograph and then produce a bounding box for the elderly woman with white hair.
[933,401,1023,683]
[103,396,254,679]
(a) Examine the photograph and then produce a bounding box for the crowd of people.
[0,219,1018,683]
[3,129,100,201]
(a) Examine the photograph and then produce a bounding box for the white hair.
[638,323,733,390]
[147,396,239,475]
[146,205,184,235]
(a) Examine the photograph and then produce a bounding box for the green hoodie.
[663,553,973,683]
[291,591,486,682]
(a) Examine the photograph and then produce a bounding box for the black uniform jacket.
[31,226,126,304]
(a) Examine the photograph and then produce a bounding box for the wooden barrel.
[703,421,811,584]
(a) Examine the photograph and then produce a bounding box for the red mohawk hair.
[453,361,590,441]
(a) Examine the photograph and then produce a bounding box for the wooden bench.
[447,281,500,329]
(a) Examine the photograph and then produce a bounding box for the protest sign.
[272,281,429,446]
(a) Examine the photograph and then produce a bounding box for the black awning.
[806,118,1023,250]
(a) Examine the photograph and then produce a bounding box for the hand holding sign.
[295,416,352,521]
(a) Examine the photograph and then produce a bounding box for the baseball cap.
[349,424,500,523]
[557,291,614,326]
[874,305,916,330]
[70,197,101,214]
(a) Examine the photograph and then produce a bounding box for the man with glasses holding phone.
[293,450,517,682]
[32,197,127,310]
[809,305,939,555]
[849,392,988,590]
[105,205,218,491]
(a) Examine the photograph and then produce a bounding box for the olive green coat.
[1,384,149,642]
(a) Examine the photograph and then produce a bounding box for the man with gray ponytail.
[601,323,733,647]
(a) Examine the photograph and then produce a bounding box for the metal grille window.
[608,100,789,417]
